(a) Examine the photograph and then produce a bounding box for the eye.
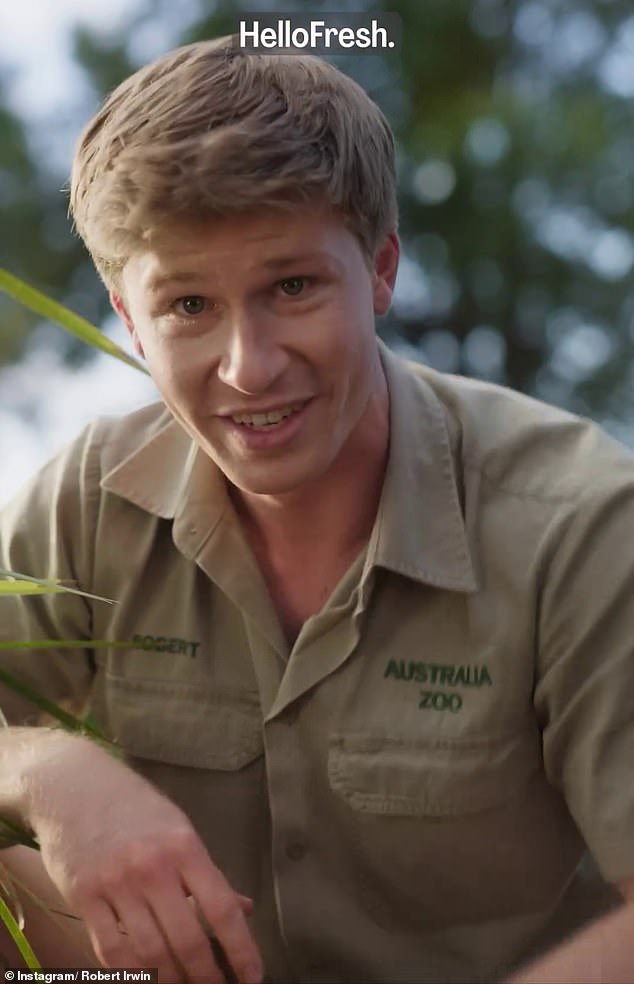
[174,296,206,316]
[278,277,307,296]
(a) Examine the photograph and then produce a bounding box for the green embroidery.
[384,659,401,680]
[419,690,463,713]
[453,665,469,686]
[479,665,493,686]
[383,659,493,688]
[131,634,200,658]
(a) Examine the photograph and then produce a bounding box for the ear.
[110,290,145,359]
[372,231,400,316]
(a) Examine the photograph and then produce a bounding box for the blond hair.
[69,36,398,288]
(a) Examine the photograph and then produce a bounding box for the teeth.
[232,403,303,428]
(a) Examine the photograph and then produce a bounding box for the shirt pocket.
[95,672,264,771]
[328,729,542,816]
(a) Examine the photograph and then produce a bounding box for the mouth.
[228,402,305,431]
[219,399,313,451]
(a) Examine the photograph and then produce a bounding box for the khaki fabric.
[1,339,633,982]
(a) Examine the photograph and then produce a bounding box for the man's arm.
[0,726,262,984]
[520,450,634,983]
[508,879,634,982]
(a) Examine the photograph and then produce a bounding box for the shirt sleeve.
[535,461,634,884]
[0,425,100,726]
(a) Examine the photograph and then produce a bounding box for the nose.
[217,311,289,395]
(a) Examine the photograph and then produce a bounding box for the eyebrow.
[145,252,331,293]
[145,270,205,293]
[260,252,327,269]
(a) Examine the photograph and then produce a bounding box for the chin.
[233,477,308,496]
[229,463,324,497]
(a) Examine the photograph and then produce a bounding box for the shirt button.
[286,839,308,861]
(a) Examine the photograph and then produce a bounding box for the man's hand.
[507,899,634,983]
[22,732,263,984]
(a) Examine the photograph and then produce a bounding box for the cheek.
[144,337,205,390]
[315,294,371,353]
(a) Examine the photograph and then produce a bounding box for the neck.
[230,376,390,565]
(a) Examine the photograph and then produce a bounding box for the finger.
[113,892,185,983]
[81,896,141,970]
[189,892,253,915]
[147,874,226,984]
[237,894,254,914]
[181,859,262,984]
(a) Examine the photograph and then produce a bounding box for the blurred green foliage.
[2,0,634,438]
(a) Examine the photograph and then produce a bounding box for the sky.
[0,0,163,506]
[0,0,205,171]
[0,0,136,112]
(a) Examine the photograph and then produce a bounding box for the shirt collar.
[101,340,477,593]
[101,410,214,521]
[372,339,477,592]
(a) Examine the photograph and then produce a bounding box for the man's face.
[113,205,399,497]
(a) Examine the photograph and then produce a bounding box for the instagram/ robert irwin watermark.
[237,13,402,54]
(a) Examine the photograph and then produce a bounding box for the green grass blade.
[0,569,117,605]
[0,639,135,651]
[0,666,118,750]
[0,891,41,968]
[2,872,97,965]
[0,581,64,597]
[81,710,105,736]
[0,268,148,375]
[0,664,99,735]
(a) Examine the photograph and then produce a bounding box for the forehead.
[129,205,357,292]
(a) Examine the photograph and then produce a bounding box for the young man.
[1,34,634,984]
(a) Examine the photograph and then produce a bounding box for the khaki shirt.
[1,339,633,983]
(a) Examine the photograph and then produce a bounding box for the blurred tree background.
[2,0,634,441]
